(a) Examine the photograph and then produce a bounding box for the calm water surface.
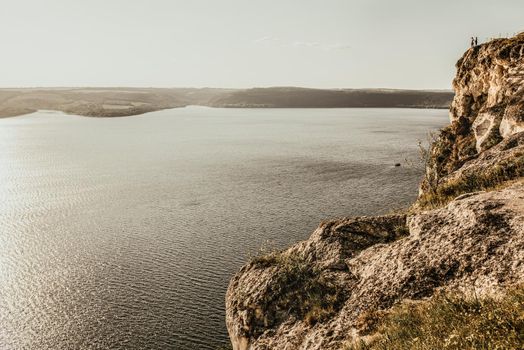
[0,107,448,349]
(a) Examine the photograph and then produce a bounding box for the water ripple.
[0,108,448,349]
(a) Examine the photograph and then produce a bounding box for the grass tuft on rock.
[266,253,345,326]
[248,249,346,329]
[346,285,524,350]
[417,154,524,209]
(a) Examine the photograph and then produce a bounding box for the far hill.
[208,87,454,109]
[0,87,453,118]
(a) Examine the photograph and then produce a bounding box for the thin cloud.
[253,36,280,43]
[292,41,351,51]
[253,37,351,52]
[292,41,321,48]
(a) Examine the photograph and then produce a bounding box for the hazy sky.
[0,0,522,89]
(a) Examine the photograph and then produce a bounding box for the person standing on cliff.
[471,37,475,47]
[475,37,478,46]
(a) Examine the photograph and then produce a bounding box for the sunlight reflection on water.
[0,107,448,349]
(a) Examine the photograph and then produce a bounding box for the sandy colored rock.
[226,33,524,350]
[226,184,524,349]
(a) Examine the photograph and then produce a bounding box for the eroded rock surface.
[225,33,524,350]
[421,33,524,193]
[226,184,524,349]
[453,34,524,151]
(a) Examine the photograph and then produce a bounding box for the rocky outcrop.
[453,33,524,151]
[421,33,524,190]
[226,184,524,350]
[225,33,524,350]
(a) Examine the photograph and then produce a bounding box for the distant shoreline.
[0,87,453,118]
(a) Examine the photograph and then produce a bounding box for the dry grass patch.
[346,285,524,350]
[416,155,524,209]
[249,249,346,327]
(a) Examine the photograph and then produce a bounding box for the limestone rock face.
[418,33,524,198]
[226,184,524,349]
[225,33,524,350]
[472,110,503,152]
[437,132,524,187]
[446,33,524,165]
[225,214,407,350]
[500,100,524,138]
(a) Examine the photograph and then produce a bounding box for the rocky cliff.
[419,33,524,198]
[225,33,524,350]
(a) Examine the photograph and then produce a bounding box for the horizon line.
[0,86,454,92]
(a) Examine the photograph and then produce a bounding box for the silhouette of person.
[471,37,475,47]
[475,37,478,46]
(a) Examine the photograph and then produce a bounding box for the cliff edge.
[225,33,524,350]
